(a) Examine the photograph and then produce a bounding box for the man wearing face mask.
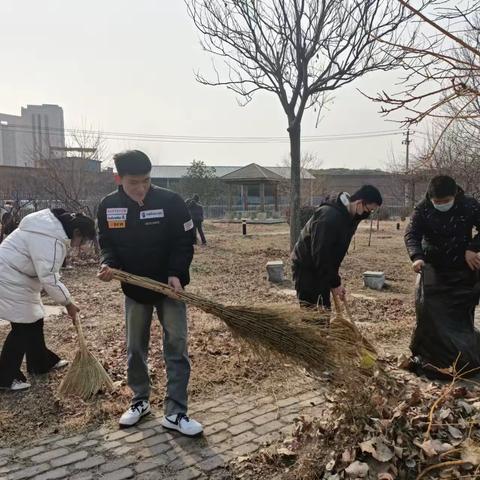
[405,175,480,378]
[291,185,383,309]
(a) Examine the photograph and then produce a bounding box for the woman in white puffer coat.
[0,208,96,391]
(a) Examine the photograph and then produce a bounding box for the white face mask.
[432,200,454,212]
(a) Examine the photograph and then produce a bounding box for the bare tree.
[0,167,42,205]
[279,151,325,204]
[280,151,323,171]
[411,123,480,197]
[36,128,113,216]
[370,1,480,151]
[186,0,432,248]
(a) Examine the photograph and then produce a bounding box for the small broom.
[110,269,375,378]
[58,317,114,399]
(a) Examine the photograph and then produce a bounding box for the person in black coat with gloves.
[291,185,382,309]
[405,175,480,378]
[96,150,203,436]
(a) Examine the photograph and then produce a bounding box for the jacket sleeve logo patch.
[108,220,126,229]
[184,219,194,231]
[140,209,164,220]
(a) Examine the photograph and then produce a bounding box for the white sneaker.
[119,401,151,428]
[53,360,69,369]
[161,413,203,437]
[10,379,31,391]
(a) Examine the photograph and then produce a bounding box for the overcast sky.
[0,0,424,169]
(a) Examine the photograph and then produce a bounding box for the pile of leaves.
[232,364,480,480]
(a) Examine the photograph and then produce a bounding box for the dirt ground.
[0,219,417,448]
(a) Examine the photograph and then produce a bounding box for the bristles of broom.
[58,318,114,399]
[110,269,375,378]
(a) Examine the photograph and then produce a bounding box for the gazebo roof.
[269,166,315,180]
[221,163,285,183]
[150,163,315,180]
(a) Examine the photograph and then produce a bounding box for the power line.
[0,123,405,144]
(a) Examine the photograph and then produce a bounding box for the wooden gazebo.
[220,163,284,212]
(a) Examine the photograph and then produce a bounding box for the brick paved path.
[0,381,324,480]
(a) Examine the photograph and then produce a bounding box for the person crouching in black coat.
[291,185,382,309]
[404,175,480,378]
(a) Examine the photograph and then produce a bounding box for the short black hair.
[192,194,199,202]
[350,185,383,206]
[427,175,457,199]
[114,150,152,176]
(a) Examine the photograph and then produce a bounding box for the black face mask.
[355,211,371,221]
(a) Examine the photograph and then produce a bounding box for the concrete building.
[0,104,65,167]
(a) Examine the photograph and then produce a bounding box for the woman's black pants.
[0,319,59,387]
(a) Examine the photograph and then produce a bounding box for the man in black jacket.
[405,175,480,377]
[186,194,207,245]
[291,185,382,309]
[97,150,203,436]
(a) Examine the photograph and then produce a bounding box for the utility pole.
[402,129,412,207]
[404,129,411,170]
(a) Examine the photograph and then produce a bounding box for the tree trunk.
[289,124,301,250]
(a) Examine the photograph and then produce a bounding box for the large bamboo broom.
[58,318,114,399]
[111,269,376,377]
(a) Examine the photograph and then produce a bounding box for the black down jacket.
[98,185,194,304]
[291,193,362,290]
[405,189,480,270]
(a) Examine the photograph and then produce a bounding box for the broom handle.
[110,269,184,302]
[73,317,88,351]
[345,300,377,354]
[332,294,377,354]
[342,297,354,322]
[332,293,353,323]
[332,292,342,314]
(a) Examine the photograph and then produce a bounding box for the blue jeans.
[125,296,190,416]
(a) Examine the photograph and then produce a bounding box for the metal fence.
[380,205,413,220]
[204,204,290,220]
[0,200,413,222]
[203,203,412,220]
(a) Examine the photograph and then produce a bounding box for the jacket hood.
[321,192,351,217]
[321,191,373,222]
[18,209,68,242]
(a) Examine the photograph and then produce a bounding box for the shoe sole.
[0,386,31,391]
[161,422,204,437]
[53,363,69,370]
[119,410,151,429]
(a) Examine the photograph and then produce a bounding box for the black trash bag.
[411,264,480,379]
